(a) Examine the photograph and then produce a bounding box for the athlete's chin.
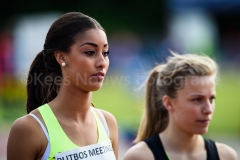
[89,84,103,91]
[196,127,209,135]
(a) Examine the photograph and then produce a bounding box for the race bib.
[55,141,116,160]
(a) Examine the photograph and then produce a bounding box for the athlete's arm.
[123,142,154,160]
[101,110,119,160]
[216,142,238,160]
[7,115,46,160]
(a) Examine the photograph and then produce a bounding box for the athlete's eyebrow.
[80,42,109,47]
[189,94,205,97]
[80,42,98,47]
[189,93,216,97]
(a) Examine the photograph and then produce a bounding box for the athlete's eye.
[84,51,95,56]
[193,98,201,102]
[103,51,109,57]
[209,96,216,103]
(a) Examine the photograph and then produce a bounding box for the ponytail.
[134,65,169,143]
[26,50,61,113]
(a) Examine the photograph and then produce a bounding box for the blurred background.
[0,0,239,159]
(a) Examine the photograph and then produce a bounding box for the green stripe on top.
[38,104,111,158]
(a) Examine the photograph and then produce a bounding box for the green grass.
[92,82,143,129]
[209,72,240,134]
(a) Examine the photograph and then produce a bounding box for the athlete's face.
[61,28,109,92]
[170,76,216,135]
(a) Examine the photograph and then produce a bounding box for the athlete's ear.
[162,95,174,112]
[54,51,67,66]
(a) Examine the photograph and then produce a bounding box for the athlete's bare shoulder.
[216,142,238,160]
[7,113,47,159]
[123,141,154,160]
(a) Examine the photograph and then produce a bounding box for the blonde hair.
[134,52,218,143]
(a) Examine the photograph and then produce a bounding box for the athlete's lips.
[197,118,210,121]
[196,119,210,125]
[92,72,105,77]
[92,72,105,81]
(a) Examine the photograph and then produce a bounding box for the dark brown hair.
[26,12,104,113]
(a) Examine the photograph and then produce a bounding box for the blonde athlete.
[7,12,118,160]
[123,53,238,160]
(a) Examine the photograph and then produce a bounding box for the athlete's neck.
[160,123,204,153]
[48,83,92,122]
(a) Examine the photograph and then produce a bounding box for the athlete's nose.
[203,100,214,115]
[96,53,108,69]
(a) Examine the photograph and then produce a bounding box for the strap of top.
[144,134,169,160]
[96,109,109,137]
[29,113,50,160]
[204,137,220,160]
[91,108,110,142]
[29,113,49,141]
